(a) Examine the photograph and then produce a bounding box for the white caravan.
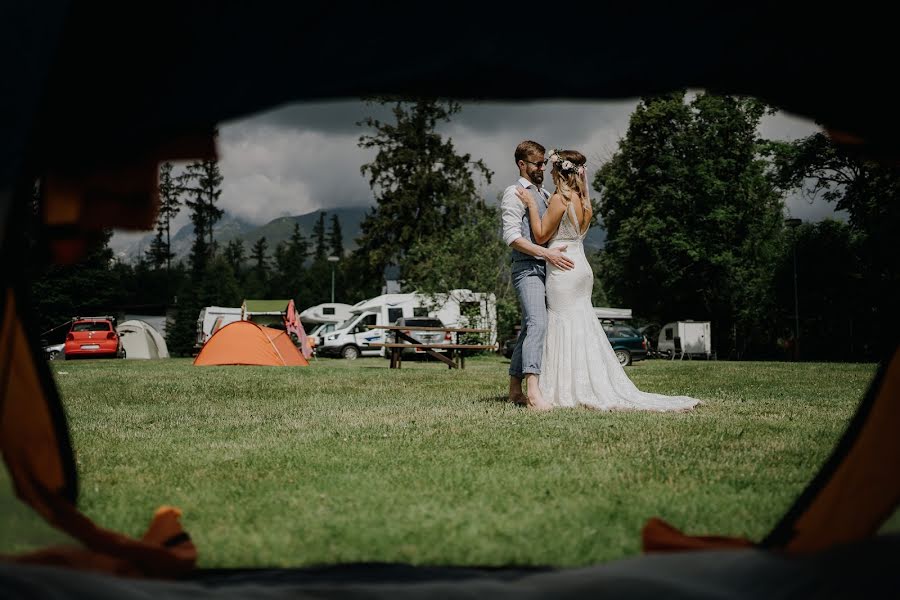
[657,321,712,359]
[299,302,353,325]
[195,306,242,349]
[317,289,497,359]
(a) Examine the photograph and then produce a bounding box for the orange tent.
[192,321,309,367]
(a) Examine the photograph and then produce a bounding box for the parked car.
[390,317,451,357]
[601,322,647,366]
[503,322,646,366]
[43,342,65,361]
[63,316,125,360]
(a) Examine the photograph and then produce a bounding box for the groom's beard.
[529,170,544,186]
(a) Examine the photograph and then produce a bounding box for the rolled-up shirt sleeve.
[501,185,526,246]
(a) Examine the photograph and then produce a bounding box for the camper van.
[195,306,242,349]
[317,290,497,359]
[657,321,712,359]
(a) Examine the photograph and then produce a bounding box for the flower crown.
[548,148,585,177]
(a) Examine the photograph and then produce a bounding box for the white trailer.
[657,321,712,359]
[196,306,242,349]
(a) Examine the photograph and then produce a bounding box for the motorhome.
[317,289,497,359]
[307,322,337,348]
[195,306,242,349]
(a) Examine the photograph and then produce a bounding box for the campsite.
[14,294,892,569]
[3,355,884,567]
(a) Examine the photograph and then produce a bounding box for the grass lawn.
[1,355,877,568]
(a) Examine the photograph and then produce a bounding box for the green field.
[1,356,877,567]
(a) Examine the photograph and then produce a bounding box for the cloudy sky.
[113,93,840,251]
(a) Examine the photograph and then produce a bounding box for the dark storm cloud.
[112,96,836,256]
[214,97,831,224]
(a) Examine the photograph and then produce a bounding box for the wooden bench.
[368,343,496,368]
[367,325,496,369]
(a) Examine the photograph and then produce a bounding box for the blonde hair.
[550,150,588,203]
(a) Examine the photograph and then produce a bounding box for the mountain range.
[111,207,370,263]
[111,206,605,263]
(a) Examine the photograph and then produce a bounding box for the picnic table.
[368,325,496,369]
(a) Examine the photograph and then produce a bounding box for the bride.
[515,149,700,412]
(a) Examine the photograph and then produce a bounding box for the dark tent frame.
[2,1,898,595]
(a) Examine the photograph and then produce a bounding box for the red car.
[64,317,125,360]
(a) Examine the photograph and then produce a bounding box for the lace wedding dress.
[540,202,700,411]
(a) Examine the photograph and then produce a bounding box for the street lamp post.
[784,218,802,361]
[327,256,340,303]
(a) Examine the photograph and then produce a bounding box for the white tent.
[116,320,170,359]
[121,314,168,338]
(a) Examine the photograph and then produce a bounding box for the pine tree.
[179,158,224,275]
[313,212,328,260]
[250,236,269,292]
[271,223,311,301]
[169,149,225,354]
[223,238,246,279]
[287,223,310,265]
[355,98,492,283]
[145,230,170,269]
[145,162,181,269]
[327,213,344,257]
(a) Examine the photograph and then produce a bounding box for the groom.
[501,141,574,409]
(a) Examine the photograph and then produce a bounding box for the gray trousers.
[509,261,547,378]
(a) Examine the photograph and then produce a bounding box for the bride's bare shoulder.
[549,192,568,206]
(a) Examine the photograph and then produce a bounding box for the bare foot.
[509,393,528,405]
[527,401,554,412]
[509,376,526,405]
[526,391,553,412]
[523,374,552,411]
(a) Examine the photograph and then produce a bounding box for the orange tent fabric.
[193,321,309,367]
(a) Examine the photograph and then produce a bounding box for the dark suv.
[601,322,647,366]
[503,322,646,366]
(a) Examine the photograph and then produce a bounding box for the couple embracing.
[502,141,700,413]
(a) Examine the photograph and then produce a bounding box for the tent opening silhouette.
[1,3,898,597]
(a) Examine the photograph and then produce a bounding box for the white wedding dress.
[540,202,700,411]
